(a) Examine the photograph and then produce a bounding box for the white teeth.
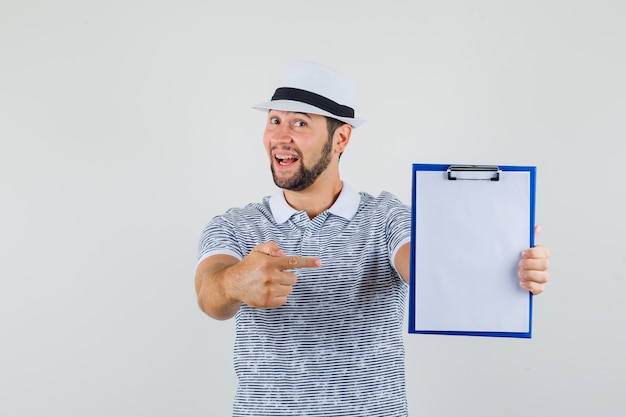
[276,154,298,165]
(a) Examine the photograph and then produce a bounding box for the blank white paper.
[412,169,532,334]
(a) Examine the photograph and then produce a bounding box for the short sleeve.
[383,193,412,270]
[197,212,245,266]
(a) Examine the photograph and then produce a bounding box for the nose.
[268,122,293,145]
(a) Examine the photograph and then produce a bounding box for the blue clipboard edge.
[408,163,536,339]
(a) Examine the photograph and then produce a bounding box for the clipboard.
[408,164,536,338]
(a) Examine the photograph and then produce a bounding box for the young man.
[195,61,550,416]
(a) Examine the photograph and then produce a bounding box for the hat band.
[271,87,355,118]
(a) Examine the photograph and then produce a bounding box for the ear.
[334,124,352,154]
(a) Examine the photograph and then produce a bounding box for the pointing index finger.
[279,256,322,270]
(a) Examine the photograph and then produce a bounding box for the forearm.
[195,258,242,320]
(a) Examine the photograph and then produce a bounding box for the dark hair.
[326,117,347,158]
[326,117,346,138]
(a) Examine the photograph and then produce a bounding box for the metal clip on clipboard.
[447,165,501,181]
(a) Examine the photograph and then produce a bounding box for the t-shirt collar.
[269,182,360,224]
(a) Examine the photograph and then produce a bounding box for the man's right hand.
[224,242,322,309]
[195,242,322,319]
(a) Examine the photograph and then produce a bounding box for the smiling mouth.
[275,154,300,166]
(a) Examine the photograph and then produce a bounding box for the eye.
[294,120,307,127]
[269,117,280,125]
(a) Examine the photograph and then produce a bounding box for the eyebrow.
[269,111,313,120]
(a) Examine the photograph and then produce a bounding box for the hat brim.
[253,100,366,128]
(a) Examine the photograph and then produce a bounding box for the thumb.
[532,224,544,249]
[252,241,286,258]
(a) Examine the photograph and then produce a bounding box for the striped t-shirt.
[198,184,412,417]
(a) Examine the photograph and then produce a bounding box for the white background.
[1,1,625,416]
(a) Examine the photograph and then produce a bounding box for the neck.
[283,177,343,219]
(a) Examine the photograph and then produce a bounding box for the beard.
[270,133,333,191]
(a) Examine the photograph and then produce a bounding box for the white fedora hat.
[253,60,366,128]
